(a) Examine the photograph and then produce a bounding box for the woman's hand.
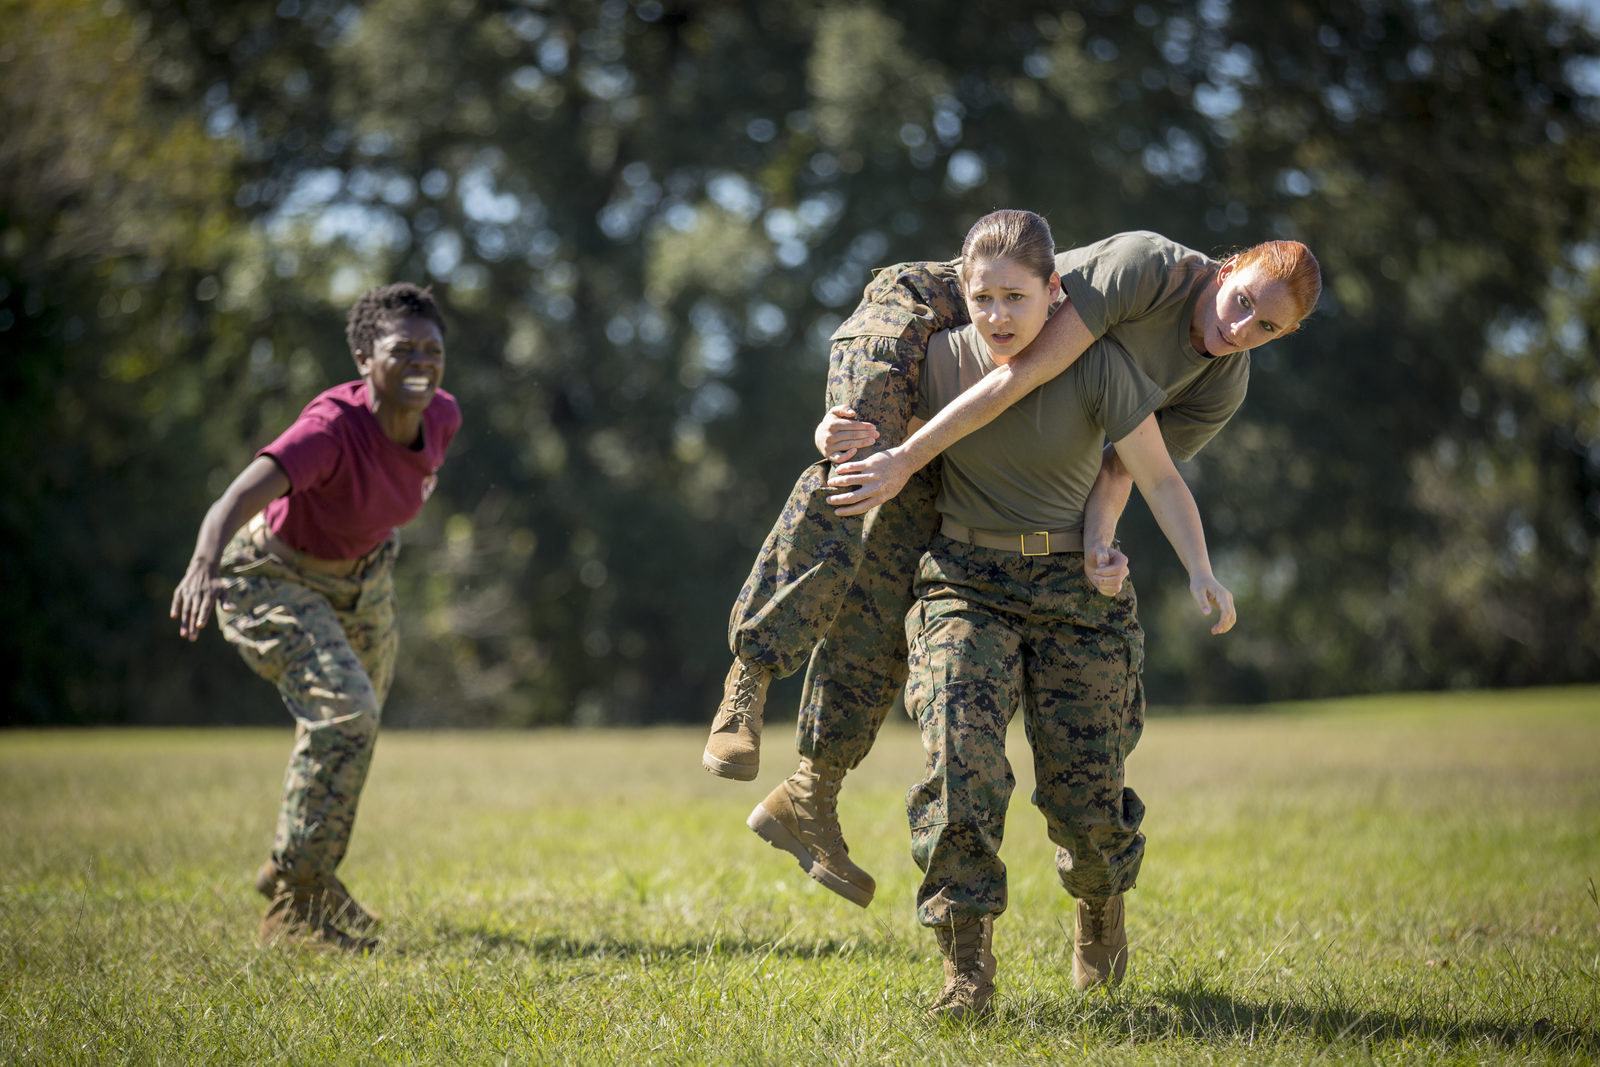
[1189,572,1237,634]
[1084,543,1130,597]
[815,406,880,462]
[170,455,291,642]
[171,558,224,641]
[826,447,915,516]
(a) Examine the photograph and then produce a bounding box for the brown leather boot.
[929,916,996,1021]
[254,860,382,935]
[1072,893,1128,989]
[259,882,378,953]
[701,658,772,781]
[746,757,874,907]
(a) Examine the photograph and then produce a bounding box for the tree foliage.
[4,0,1597,726]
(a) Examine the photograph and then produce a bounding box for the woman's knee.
[296,704,380,767]
[286,685,382,739]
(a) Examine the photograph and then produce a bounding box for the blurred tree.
[6,0,1598,726]
[0,0,287,723]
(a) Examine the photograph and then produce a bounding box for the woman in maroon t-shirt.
[171,282,460,951]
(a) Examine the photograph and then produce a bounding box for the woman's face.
[1192,259,1302,356]
[963,256,1062,364]
[358,313,447,413]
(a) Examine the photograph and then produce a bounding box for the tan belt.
[248,513,370,578]
[941,518,1084,556]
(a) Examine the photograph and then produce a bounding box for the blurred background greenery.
[3,0,1597,728]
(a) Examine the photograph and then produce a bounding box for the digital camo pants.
[727,261,965,771]
[903,536,1146,928]
[215,530,399,882]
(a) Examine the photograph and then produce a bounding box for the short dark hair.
[344,283,446,360]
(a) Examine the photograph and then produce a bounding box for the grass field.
[2,687,1598,1065]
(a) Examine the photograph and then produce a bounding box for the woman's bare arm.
[1082,444,1135,596]
[170,455,290,640]
[1112,416,1236,634]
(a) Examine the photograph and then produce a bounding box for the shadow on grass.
[403,920,913,964]
[997,980,1599,1056]
[1149,985,1599,1055]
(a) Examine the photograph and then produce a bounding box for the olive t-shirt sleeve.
[1155,356,1249,462]
[1055,234,1170,339]
[1086,342,1166,444]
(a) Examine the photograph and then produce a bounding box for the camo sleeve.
[828,260,968,345]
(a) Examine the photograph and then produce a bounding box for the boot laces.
[954,923,984,962]
[938,918,992,990]
[717,707,753,729]
[725,666,765,721]
[794,762,846,855]
[715,667,763,728]
[812,770,840,819]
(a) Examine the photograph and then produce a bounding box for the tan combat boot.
[701,658,772,781]
[929,915,996,1021]
[254,860,382,934]
[259,882,378,953]
[747,756,875,906]
[1072,893,1128,989]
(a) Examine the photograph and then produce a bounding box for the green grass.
[2,687,1598,1065]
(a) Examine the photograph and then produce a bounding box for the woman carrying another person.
[716,226,1320,911]
[170,283,460,951]
[895,209,1232,1018]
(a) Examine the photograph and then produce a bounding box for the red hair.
[1233,241,1321,325]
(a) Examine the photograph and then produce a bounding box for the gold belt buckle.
[1020,531,1049,556]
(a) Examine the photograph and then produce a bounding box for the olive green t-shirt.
[1054,231,1249,462]
[916,324,1164,534]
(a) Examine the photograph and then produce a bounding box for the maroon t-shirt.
[258,380,462,560]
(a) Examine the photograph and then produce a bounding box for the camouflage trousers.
[904,536,1147,928]
[727,331,943,771]
[215,528,400,883]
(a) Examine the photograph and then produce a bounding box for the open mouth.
[402,375,433,394]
